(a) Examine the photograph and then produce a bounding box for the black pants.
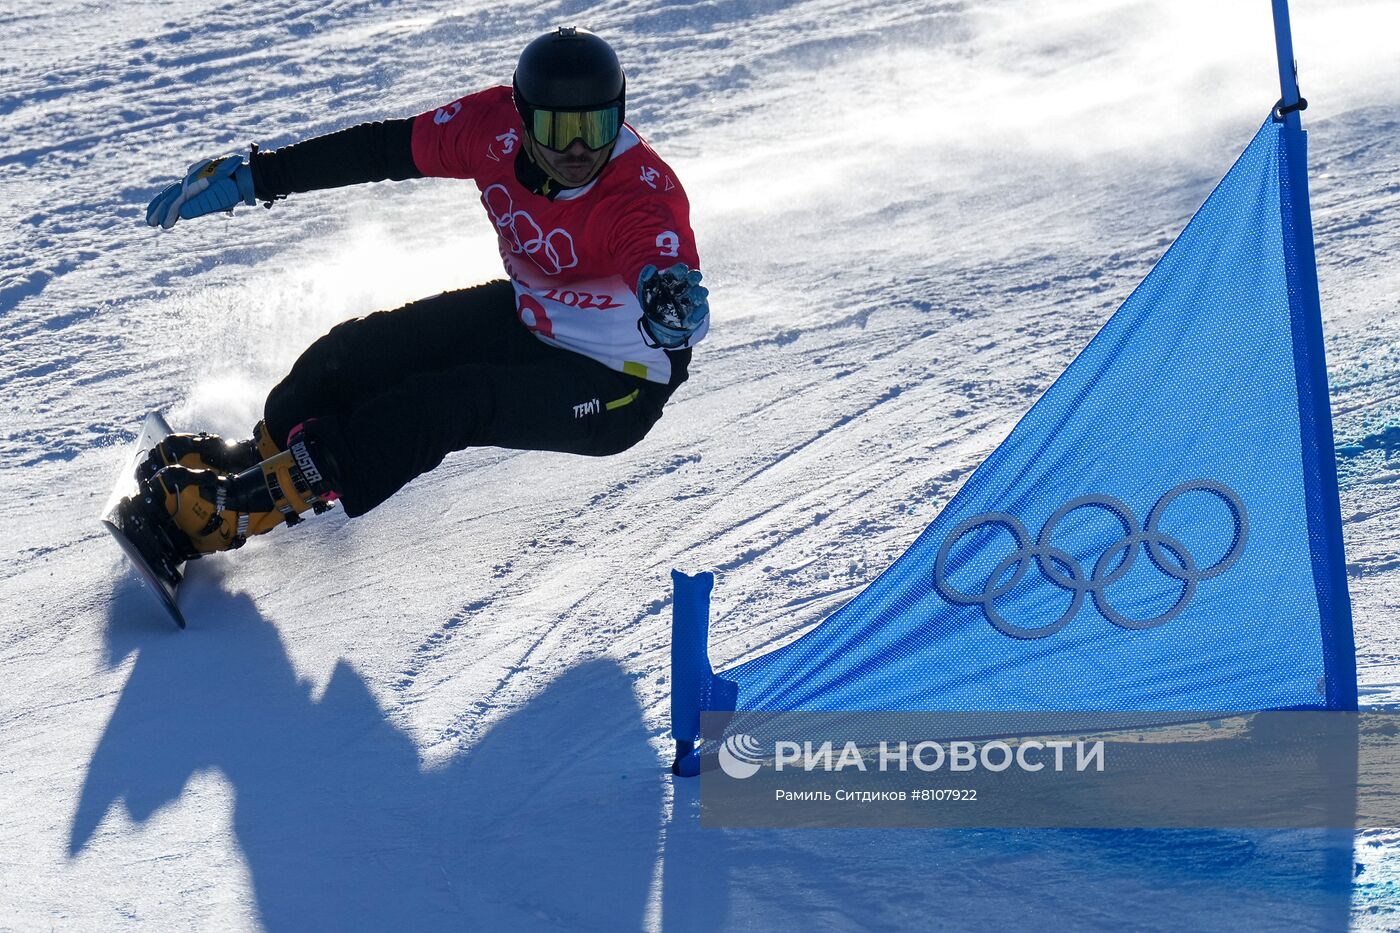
[264,280,687,517]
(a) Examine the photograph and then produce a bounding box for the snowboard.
[101,411,188,629]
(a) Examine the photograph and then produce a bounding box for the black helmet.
[513,27,626,120]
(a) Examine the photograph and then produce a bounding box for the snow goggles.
[525,104,621,152]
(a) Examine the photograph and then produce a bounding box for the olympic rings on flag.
[932,480,1248,639]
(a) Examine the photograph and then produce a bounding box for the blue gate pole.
[1269,0,1358,710]
[670,570,716,773]
[1270,0,1304,129]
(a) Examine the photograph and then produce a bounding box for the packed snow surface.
[2,0,1398,929]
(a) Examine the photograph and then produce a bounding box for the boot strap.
[261,451,332,523]
[262,468,304,526]
[198,485,228,538]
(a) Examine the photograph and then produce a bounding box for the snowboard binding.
[111,478,200,588]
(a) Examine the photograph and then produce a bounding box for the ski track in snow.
[3,0,1400,929]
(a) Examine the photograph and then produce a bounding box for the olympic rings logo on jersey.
[481,184,578,276]
[932,480,1249,640]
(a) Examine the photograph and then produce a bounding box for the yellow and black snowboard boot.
[139,421,287,550]
[151,424,340,555]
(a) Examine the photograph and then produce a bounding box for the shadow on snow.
[71,575,662,931]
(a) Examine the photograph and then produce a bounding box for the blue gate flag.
[672,113,1355,773]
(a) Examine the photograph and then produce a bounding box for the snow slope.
[2,0,1398,928]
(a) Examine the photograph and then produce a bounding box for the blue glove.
[637,263,709,349]
[145,154,256,230]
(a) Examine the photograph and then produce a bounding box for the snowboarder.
[137,26,709,561]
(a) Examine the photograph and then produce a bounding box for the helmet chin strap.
[523,132,616,190]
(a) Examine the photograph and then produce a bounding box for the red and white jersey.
[411,86,704,384]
